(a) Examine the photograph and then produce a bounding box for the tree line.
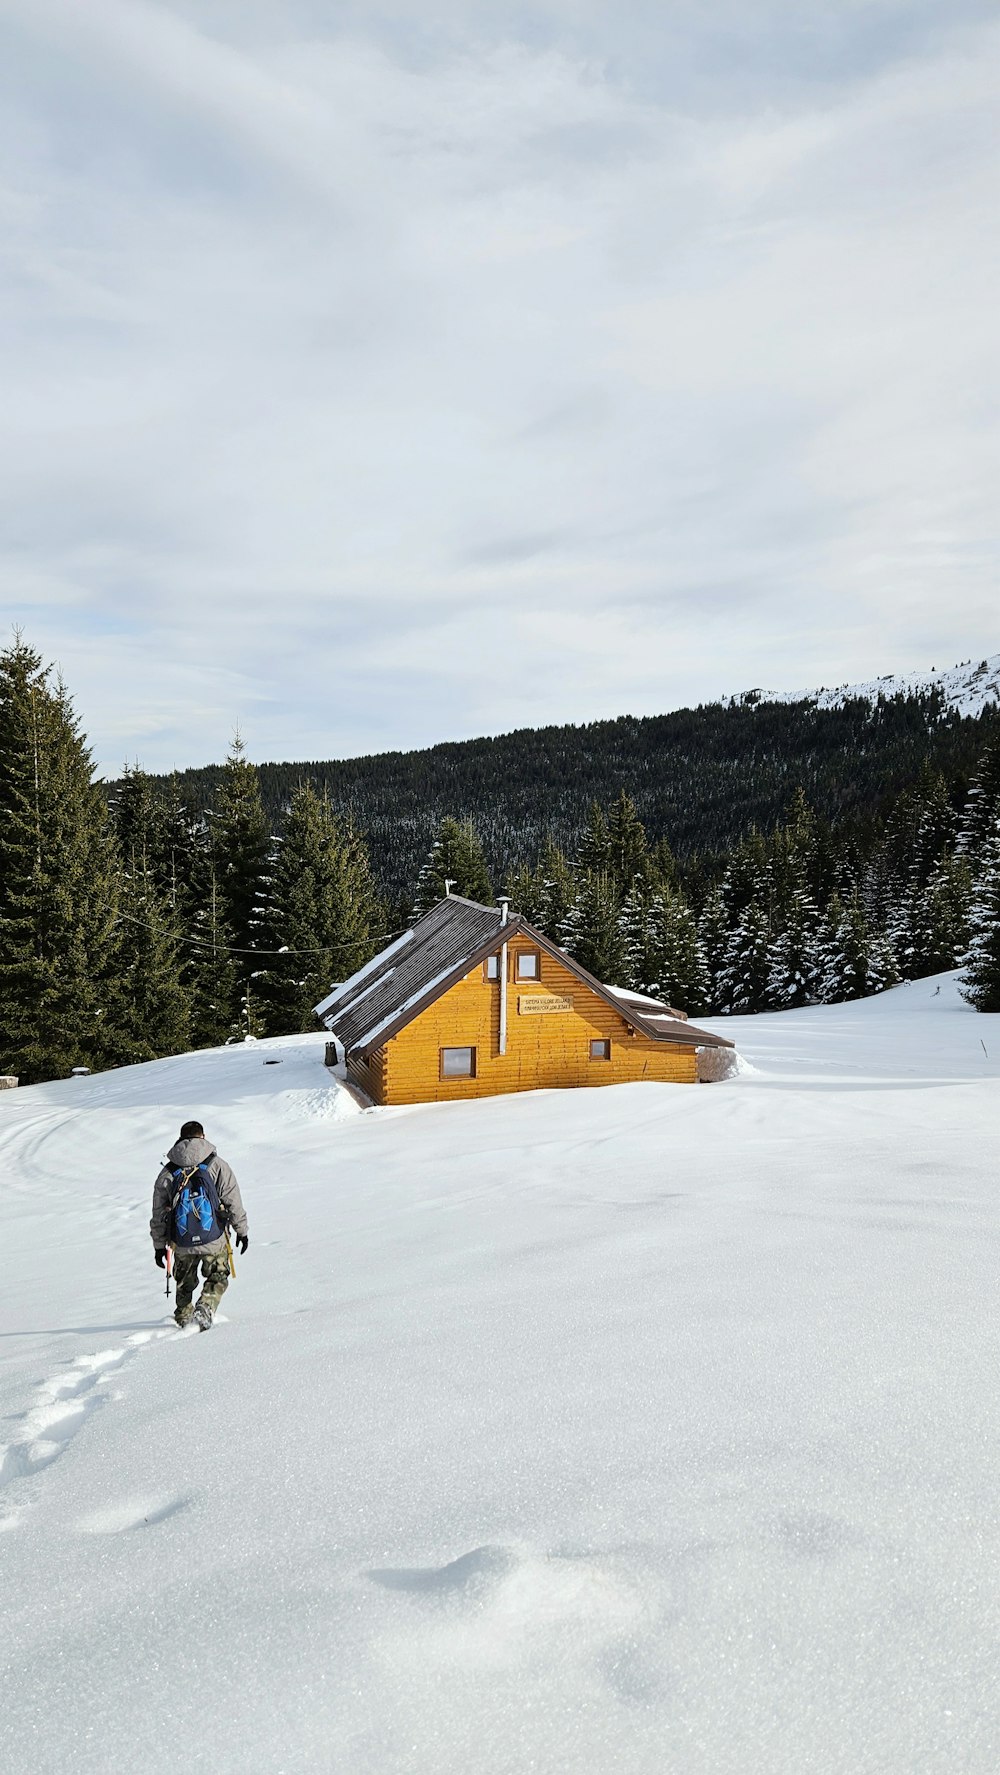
[0,639,382,1083]
[410,761,1000,1018]
[145,682,1000,900]
[2,635,998,1085]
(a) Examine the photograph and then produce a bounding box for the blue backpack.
[169,1159,226,1249]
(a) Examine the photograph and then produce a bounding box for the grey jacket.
[150,1136,248,1256]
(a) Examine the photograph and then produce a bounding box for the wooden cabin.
[316,895,735,1108]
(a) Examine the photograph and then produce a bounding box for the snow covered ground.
[1,976,998,1774]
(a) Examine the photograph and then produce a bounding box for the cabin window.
[590,1039,611,1061]
[516,950,540,981]
[441,1046,476,1079]
[485,953,500,981]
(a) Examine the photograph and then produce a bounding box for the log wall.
[373,934,697,1105]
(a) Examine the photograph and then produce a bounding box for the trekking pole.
[165,1246,173,1298]
[226,1230,236,1278]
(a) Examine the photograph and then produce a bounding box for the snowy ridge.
[752,651,1000,717]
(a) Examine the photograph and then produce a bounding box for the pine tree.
[0,639,122,1082]
[697,885,731,1013]
[784,787,819,869]
[505,862,543,926]
[412,815,492,915]
[211,733,270,1021]
[649,835,679,892]
[721,830,769,921]
[716,899,771,1013]
[861,839,898,935]
[534,838,575,938]
[651,891,710,1013]
[186,851,240,1048]
[767,882,821,1008]
[905,854,971,977]
[559,870,624,982]
[576,802,611,874]
[870,932,901,995]
[158,773,205,910]
[143,786,238,1046]
[957,734,1000,866]
[960,817,1000,1011]
[886,768,964,979]
[113,761,167,880]
[606,791,648,892]
[258,785,380,1035]
[908,769,957,889]
[818,894,897,1003]
[617,881,652,992]
[111,764,190,1062]
[212,733,270,952]
[503,837,573,935]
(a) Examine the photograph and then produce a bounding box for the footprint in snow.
[0,1339,161,1494]
[0,1313,229,1511]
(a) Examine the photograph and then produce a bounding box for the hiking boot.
[174,1305,194,1329]
[194,1301,214,1332]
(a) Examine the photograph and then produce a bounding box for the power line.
[114,907,408,959]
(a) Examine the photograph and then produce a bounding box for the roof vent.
[444,878,456,896]
[497,897,510,923]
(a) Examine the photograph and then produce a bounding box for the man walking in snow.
[151,1120,249,1330]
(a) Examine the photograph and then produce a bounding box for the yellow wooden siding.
[376,935,697,1105]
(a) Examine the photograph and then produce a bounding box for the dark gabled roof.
[315,895,506,1055]
[316,896,734,1055]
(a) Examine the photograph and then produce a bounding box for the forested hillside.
[150,691,999,898]
[4,635,1000,1088]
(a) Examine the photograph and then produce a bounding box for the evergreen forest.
[148,688,998,898]
[2,634,999,1086]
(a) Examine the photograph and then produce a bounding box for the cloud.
[0,0,997,773]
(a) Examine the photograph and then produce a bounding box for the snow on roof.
[320,896,504,1053]
[353,963,464,1050]
[606,985,671,1009]
[313,928,414,1019]
[642,1013,723,1045]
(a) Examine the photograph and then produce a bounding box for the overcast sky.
[2,0,997,775]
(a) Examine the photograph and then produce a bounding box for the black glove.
[237,1235,249,1255]
[154,1248,167,1269]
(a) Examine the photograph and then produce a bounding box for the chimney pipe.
[444,878,456,897]
[497,897,510,923]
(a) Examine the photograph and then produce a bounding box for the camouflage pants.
[172,1249,230,1324]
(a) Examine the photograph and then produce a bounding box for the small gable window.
[589,1039,611,1061]
[441,1046,476,1079]
[516,950,540,981]
[485,953,501,980]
